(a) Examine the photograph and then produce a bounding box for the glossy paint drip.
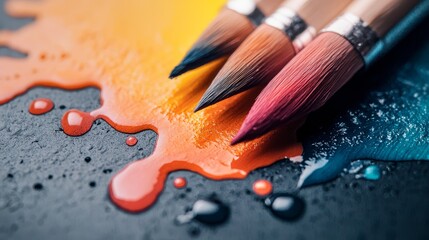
[0,0,302,212]
[28,98,54,115]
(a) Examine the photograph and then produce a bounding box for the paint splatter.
[125,136,138,146]
[0,0,302,212]
[297,24,429,187]
[28,98,54,115]
[252,179,273,196]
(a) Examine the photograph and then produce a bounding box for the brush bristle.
[232,32,365,144]
[169,8,254,78]
[195,24,295,111]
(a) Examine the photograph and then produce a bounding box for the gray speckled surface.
[1,1,429,240]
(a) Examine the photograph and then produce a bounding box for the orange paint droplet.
[173,177,187,189]
[126,136,138,146]
[252,180,273,196]
[61,109,95,136]
[28,98,54,115]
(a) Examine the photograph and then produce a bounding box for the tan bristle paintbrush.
[169,0,283,79]
[232,0,422,144]
[194,0,353,112]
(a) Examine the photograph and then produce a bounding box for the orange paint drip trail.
[0,0,303,212]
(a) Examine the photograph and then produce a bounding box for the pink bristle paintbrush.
[232,0,423,144]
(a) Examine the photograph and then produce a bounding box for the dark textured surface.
[1,2,429,240]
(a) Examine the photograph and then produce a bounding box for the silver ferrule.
[227,0,265,26]
[265,6,316,52]
[322,13,379,57]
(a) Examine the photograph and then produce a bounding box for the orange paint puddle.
[0,0,302,212]
[28,98,54,115]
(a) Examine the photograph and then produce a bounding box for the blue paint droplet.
[363,165,381,180]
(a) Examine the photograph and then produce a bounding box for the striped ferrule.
[264,6,315,52]
[227,0,265,26]
[322,13,379,57]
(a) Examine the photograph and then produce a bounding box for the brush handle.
[322,0,426,60]
[227,0,284,26]
[346,0,421,37]
[227,0,265,25]
[365,0,429,66]
[284,0,353,31]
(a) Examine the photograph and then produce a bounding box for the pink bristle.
[232,32,365,144]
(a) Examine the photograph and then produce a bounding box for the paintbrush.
[232,0,426,144]
[194,0,353,112]
[169,0,283,79]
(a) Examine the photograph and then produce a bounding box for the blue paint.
[297,10,429,188]
[362,165,381,181]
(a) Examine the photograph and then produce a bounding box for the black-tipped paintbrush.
[169,0,283,79]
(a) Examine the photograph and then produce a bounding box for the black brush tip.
[169,64,186,79]
[194,98,210,112]
[169,44,228,79]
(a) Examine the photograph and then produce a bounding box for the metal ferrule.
[321,13,379,57]
[264,6,315,52]
[227,0,265,26]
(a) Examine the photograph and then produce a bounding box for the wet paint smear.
[297,24,429,188]
[252,179,273,196]
[264,193,305,221]
[125,136,138,147]
[176,197,230,225]
[173,177,187,189]
[0,0,302,212]
[28,98,54,115]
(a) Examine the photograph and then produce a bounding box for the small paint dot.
[59,105,66,109]
[33,183,43,190]
[48,175,53,179]
[103,169,112,174]
[173,177,187,189]
[252,179,273,196]
[363,165,381,180]
[29,98,54,115]
[39,53,46,60]
[126,136,138,146]
[7,173,13,178]
[84,157,91,163]
[89,181,96,187]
